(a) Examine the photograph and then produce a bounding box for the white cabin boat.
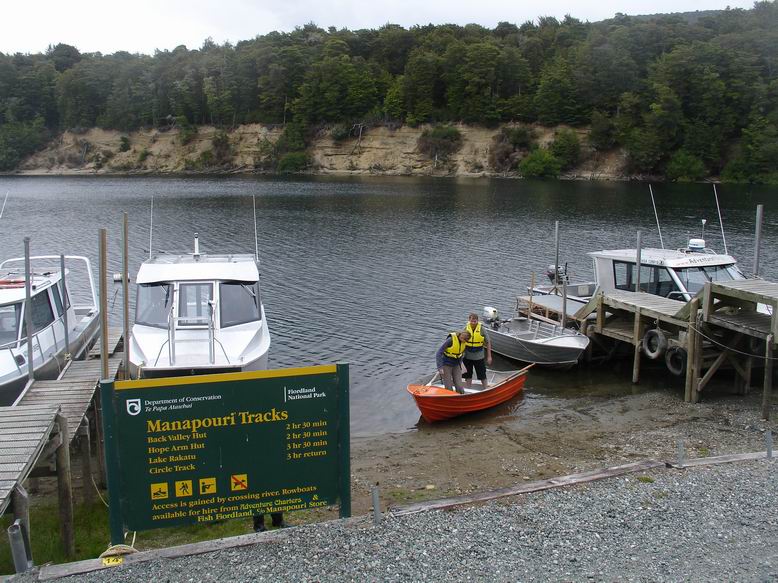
[0,256,99,405]
[128,236,270,378]
[533,239,751,307]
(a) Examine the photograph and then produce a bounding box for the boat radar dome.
[687,238,706,253]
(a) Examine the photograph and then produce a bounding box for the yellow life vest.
[443,332,466,359]
[465,322,485,349]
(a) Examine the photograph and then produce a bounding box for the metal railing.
[163,301,217,367]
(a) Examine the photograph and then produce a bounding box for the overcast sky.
[2,0,758,55]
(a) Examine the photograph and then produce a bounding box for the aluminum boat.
[482,308,589,368]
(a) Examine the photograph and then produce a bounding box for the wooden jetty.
[1,331,123,560]
[525,279,778,418]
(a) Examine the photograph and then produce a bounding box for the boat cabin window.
[0,303,22,346]
[219,282,261,327]
[613,261,681,298]
[178,283,213,327]
[58,280,70,310]
[673,264,742,295]
[29,290,55,333]
[136,283,173,328]
[51,284,64,317]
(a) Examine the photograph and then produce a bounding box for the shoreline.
[2,167,688,185]
[347,386,775,516]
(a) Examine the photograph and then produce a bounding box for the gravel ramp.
[17,460,778,582]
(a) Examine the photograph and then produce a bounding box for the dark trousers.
[463,357,487,380]
[253,512,284,531]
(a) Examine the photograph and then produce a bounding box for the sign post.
[101,364,350,535]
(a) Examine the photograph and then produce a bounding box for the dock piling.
[55,413,75,557]
[763,334,773,421]
[372,485,381,525]
[632,308,642,384]
[24,238,34,383]
[676,440,685,468]
[754,204,764,277]
[7,520,32,573]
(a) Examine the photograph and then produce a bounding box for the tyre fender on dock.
[642,329,668,360]
[665,346,687,376]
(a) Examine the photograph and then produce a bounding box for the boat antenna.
[713,184,728,255]
[149,195,154,260]
[649,184,665,249]
[0,191,9,219]
[252,194,259,262]
[701,218,706,240]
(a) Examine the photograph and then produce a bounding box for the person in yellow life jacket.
[435,330,471,394]
[463,312,493,390]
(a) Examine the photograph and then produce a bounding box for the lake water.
[1,175,776,435]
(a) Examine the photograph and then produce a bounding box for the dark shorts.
[463,358,486,380]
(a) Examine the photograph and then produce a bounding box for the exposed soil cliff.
[18,123,629,180]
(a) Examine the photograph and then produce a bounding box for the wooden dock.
[1,330,124,561]
[0,404,74,557]
[573,280,777,418]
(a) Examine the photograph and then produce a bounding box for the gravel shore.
[21,459,778,582]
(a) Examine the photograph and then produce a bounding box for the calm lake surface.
[1,175,776,435]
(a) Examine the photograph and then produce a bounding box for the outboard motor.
[483,306,499,322]
[546,263,569,284]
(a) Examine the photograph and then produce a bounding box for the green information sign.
[101,363,349,540]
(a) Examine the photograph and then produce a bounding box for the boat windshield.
[136,283,173,328]
[613,262,682,298]
[219,282,261,327]
[0,302,22,347]
[178,283,213,326]
[673,264,743,295]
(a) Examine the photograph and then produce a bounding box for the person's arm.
[485,334,492,365]
[436,337,451,370]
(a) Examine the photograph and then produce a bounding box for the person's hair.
[468,312,479,320]
[459,330,471,339]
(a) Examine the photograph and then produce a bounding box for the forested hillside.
[1,2,777,181]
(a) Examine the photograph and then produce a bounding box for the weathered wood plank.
[392,460,665,516]
[38,529,290,581]
[666,450,770,468]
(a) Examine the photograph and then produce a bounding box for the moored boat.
[407,365,532,423]
[128,235,270,378]
[483,312,590,368]
[0,255,100,405]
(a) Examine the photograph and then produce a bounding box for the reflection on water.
[0,175,776,436]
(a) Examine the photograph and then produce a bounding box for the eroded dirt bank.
[16,124,627,180]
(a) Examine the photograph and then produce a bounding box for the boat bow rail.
[0,255,98,312]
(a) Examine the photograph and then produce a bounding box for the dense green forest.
[1,2,777,181]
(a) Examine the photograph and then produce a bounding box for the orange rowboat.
[407,365,533,423]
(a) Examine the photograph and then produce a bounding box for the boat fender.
[665,346,687,376]
[642,329,667,360]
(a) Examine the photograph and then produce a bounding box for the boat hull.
[484,318,589,369]
[0,313,100,406]
[131,350,269,380]
[407,366,531,423]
